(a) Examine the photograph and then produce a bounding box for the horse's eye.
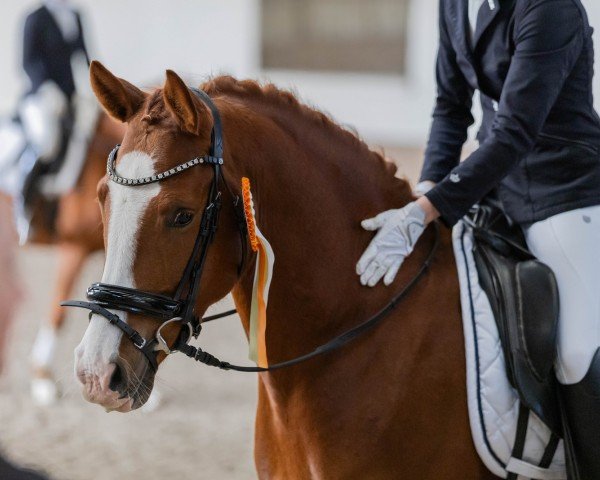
[171,210,194,228]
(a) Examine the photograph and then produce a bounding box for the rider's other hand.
[356,202,426,287]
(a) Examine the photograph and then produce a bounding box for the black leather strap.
[87,283,182,320]
[507,404,530,480]
[539,433,561,469]
[61,300,159,371]
[189,87,223,159]
[202,309,237,323]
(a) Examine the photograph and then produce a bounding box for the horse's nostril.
[108,362,126,393]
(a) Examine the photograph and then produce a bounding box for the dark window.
[261,0,409,74]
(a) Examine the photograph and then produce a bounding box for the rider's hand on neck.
[356,194,440,287]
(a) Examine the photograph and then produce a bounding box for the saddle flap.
[516,260,560,382]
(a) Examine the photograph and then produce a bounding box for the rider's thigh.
[523,204,600,385]
[19,82,66,160]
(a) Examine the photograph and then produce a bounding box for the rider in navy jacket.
[419,1,600,477]
[420,0,600,227]
[357,1,600,478]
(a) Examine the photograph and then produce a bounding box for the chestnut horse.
[26,112,124,403]
[74,61,496,479]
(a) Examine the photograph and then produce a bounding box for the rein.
[61,86,440,373]
[178,222,440,373]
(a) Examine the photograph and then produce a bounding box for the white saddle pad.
[452,220,566,480]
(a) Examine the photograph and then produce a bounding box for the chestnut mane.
[140,76,408,201]
[201,75,400,177]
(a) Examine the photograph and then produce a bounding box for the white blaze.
[75,151,160,373]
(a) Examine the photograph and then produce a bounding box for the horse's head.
[74,62,244,412]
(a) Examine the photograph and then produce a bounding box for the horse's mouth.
[81,386,134,412]
[105,396,134,413]
[117,374,155,411]
[84,382,153,412]
[81,368,155,412]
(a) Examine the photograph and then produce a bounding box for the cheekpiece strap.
[189,87,223,159]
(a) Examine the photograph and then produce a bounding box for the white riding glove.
[356,202,426,287]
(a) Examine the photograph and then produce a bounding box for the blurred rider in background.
[17,0,96,241]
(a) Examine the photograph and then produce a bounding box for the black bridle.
[62,87,440,373]
[62,87,244,371]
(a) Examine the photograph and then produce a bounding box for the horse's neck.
[224,98,417,361]
[216,96,471,478]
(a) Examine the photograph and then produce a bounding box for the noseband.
[62,86,440,374]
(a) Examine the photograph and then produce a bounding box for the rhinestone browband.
[106,144,224,186]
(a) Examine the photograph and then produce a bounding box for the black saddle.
[469,202,562,436]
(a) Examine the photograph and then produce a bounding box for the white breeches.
[42,94,99,196]
[524,204,600,385]
[19,81,67,161]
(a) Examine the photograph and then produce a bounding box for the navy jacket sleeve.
[420,0,475,184]
[425,0,585,226]
[22,13,48,89]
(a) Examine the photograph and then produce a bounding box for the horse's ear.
[163,70,199,135]
[89,61,146,123]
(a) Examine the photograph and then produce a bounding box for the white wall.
[1,0,599,146]
[0,0,261,110]
[263,0,438,145]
